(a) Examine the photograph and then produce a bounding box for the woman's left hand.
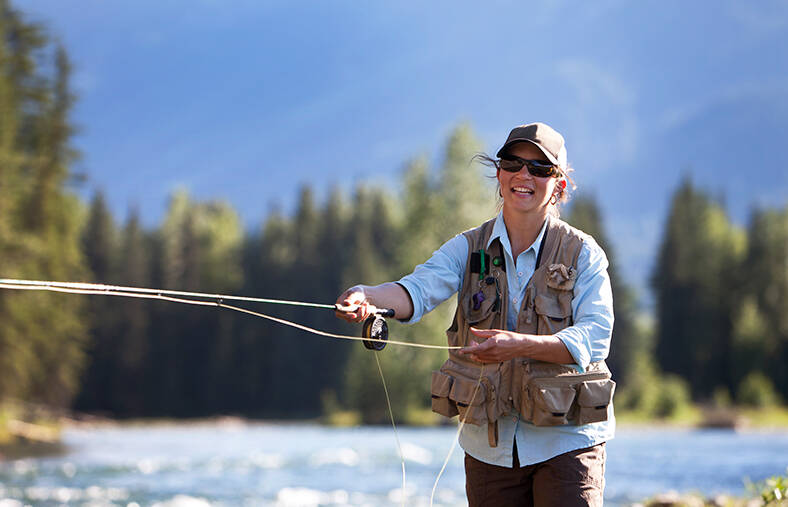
[459,327,528,363]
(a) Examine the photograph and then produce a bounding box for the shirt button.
[518,271,523,277]
[513,298,518,304]
[512,416,518,422]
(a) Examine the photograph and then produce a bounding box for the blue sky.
[22,0,788,292]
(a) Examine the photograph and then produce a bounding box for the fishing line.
[0,278,486,502]
[374,352,406,507]
[429,365,485,507]
[0,278,335,309]
[0,280,461,350]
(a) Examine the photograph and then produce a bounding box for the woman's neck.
[502,207,549,259]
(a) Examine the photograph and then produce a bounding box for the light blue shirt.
[397,212,615,467]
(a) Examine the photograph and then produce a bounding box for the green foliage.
[712,386,733,409]
[737,372,781,408]
[0,0,87,408]
[652,374,692,419]
[739,207,788,400]
[615,348,694,420]
[746,471,788,506]
[652,177,746,399]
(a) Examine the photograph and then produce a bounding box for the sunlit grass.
[740,406,788,428]
[617,404,788,429]
[616,404,703,427]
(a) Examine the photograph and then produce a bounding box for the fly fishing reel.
[335,304,394,351]
[361,314,388,351]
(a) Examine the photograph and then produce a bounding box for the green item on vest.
[493,256,503,267]
[479,249,486,279]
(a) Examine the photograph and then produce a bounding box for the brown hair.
[473,153,576,216]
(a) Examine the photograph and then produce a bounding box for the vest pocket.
[450,375,487,426]
[430,371,458,418]
[577,378,616,424]
[533,293,572,334]
[463,280,501,328]
[528,380,577,426]
[430,369,488,425]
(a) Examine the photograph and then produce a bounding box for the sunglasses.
[499,156,559,178]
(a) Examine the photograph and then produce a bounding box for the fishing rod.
[0,277,474,506]
[0,278,457,351]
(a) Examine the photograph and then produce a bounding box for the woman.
[336,122,614,507]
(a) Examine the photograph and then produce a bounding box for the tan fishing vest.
[430,215,615,447]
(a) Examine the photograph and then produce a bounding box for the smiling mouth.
[511,186,534,196]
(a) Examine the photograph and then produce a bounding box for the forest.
[1,0,786,424]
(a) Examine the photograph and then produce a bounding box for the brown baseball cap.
[496,122,567,169]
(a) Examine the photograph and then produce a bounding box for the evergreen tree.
[0,4,87,407]
[73,191,118,412]
[148,191,243,416]
[735,206,788,398]
[82,191,116,281]
[342,186,406,422]
[312,188,354,410]
[113,210,152,415]
[652,178,745,398]
[146,190,201,415]
[434,123,496,239]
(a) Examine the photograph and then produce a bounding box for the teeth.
[512,187,533,194]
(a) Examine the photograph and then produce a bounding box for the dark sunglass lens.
[525,160,556,177]
[499,160,522,172]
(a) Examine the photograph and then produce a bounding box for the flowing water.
[0,422,786,506]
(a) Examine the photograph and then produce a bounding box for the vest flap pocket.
[464,285,499,325]
[450,375,487,426]
[530,381,576,426]
[450,376,485,406]
[577,379,616,407]
[534,294,571,319]
[431,370,453,398]
[577,379,616,425]
[430,371,458,418]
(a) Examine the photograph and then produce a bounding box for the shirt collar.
[486,211,550,261]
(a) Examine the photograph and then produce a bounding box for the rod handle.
[334,303,395,318]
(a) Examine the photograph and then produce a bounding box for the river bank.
[0,401,64,461]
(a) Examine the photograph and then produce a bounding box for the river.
[0,422,786,506]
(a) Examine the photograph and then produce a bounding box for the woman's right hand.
[334,285,373,323]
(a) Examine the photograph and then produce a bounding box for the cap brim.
[496,139,560,167]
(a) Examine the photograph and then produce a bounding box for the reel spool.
[361,314,388,351]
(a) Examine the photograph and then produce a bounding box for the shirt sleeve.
[396,233,468,324]
[554,237,615,372]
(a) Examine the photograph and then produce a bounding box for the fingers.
[459,338,492,353]
[334,286,370,322]
[469,327,496,338]
[459,333,494,361]
[460,328,505,363]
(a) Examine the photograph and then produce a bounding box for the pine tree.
[113,210,151,414]
[0,4,87,407]
[652,178,745,398]
[73,191,118,412]
[735,206,788,398]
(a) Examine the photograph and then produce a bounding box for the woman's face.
[497,142,561,216]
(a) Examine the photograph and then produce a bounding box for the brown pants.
[464,443,606,507]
